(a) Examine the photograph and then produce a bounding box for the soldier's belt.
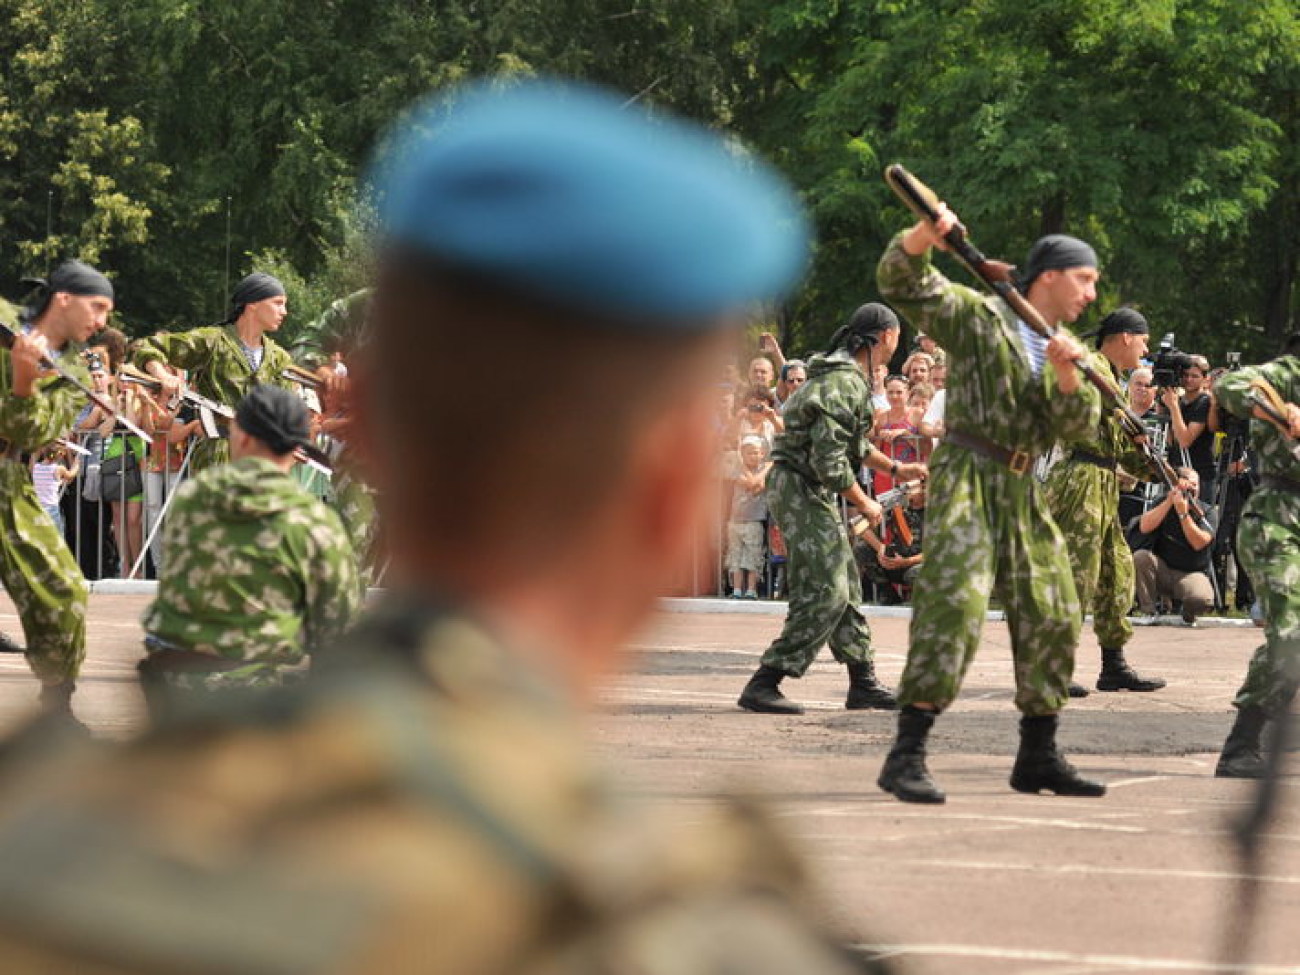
[945,428,1036,476]
[1067,449,1118,472]
[1260,473,1300,496]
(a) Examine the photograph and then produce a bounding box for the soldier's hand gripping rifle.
[848,480,923,540]
[1243,378,1300,462]
[884,164,1180,494]
[0,323,151,441]
[119,365,334,477]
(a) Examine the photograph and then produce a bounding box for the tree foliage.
[0,0,1296,361]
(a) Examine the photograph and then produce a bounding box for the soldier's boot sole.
[845,686,899,711]
[737,688,805,715]
[1010,761,1106,797]
[1096,672,1167,692]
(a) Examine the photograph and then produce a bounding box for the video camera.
[1150,333,1196,389]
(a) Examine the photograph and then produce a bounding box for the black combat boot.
[877,706,946,804]
[1214,706,1268,779]
[845,660,898,711]
[1067,682,1090,699]
[0,631,25,654]
[37,681,91,736]
[1010,714,1106,797]
[1095,648,1166,692]
[737,665,804,714]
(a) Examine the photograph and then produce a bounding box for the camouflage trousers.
[759,464,872,676]
[0,461,87,683]
[898,447,1080,716]
[1042,459,1134,650]
[1232,490,1300,715]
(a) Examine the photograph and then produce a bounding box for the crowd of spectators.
[713,328,1263,622]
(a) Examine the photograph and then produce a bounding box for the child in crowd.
[725,435,770,599]
[30,444,79,537]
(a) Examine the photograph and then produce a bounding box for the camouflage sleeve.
[875,232,990,351]
[1214,360,1298,419]
[134,329,215,373]
[1045,352,1102,445]
[805,407,860,493]
[0,350,85,449]
[299,508,363,654]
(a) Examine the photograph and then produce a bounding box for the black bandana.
[825,302,900,355]
[1020,235,1098,291]
[228,272,286,321]
[235,385,310,456]
[1085,307,1149,348]
[21,260,115,319]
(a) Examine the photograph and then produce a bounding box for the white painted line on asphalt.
[857,857,1300,886]
[788,808,1148,832]
[852,943,1300,973]
[1106,775,1173,789]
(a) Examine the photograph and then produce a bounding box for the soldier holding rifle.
[1044,307,1167,695]
[737,302,925,715]
[875,201,1106,805]
[1212,348,1300,777]
[0,261,113,728]
[134,272,294,471]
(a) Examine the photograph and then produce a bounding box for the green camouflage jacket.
[143,457,361,670]
[134,324,294,409]
[288,288,372,369]
[877,233,1100,454]
[771,350,873,493]
[0,343,89,452]
[1216,356,1300,484]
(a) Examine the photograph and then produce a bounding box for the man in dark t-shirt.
[1132,468,1216,623]
[1161,356,1216,501]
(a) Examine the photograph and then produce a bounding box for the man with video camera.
[1154,340,1216,502]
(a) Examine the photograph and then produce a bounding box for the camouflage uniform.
[1215,358,1300,715]
[759,351,877,676]
[288,288,372,368]
[877,234,1101,715]
[1042,352,1147,658]
[142,456,361,695]
[134,325,294,470]
[0,600,877,975]
[0,344,89,685]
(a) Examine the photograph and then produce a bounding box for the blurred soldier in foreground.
[137,385,361,719]
[1212,346,1300,777]
[0,80,881,974]
[0,261,112,728]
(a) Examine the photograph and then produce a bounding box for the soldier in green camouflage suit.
[1043,308,1166,695]
[134,272,294,471]
[0,81,883,974]
[737,303,926,715]
[1212,349,1300,777]
[0,262,113,727]
[874,207,1108,805]
[138,386,360,716]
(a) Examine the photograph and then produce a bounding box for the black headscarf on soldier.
[1015,235,1098,293]
[1086,306,1149,350]
[225,272,286,324]
[825,302,900,358]
[235,385,312,457]
[19,260,115,323]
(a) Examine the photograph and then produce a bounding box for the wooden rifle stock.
[884,164,1179,493]
[0,323,151,441]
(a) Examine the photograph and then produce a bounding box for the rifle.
[118,364,334,477]
[883,164,1179,494]
[1243,378,1300,462]
[848,480,923,540]
[0,323,151,441]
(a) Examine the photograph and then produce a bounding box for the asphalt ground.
[0,593,1295,974]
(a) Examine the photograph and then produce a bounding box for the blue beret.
[370,78,809,325]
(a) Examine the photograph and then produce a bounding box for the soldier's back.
[0,598,876,975]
